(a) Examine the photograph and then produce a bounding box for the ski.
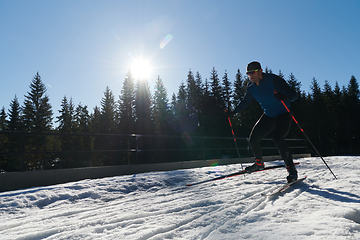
[185,162,300,187]
[263,176,307,197]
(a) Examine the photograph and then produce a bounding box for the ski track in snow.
[0,156,360,239]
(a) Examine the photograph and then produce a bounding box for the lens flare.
[209,159,219,167]
[160,34,173,49]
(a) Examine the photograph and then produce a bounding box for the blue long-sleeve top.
[234,73,298,118]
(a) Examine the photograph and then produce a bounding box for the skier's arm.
[273,76,298,102]
[234,89,254,113]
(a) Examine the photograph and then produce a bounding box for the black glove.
[224,109,235,117]
[274,91,288,101]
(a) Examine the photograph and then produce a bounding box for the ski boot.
[286,166,298,183]
[245,159,265,172]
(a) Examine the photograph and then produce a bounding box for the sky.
[1,0,360,117]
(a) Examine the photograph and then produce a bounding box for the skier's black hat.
[246,61,262,72]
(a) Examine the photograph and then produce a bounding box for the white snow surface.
[1,156,360,240]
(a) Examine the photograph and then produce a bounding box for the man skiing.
[225,61,298,182]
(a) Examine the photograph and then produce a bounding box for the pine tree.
[278,70,285,79]
[167,93,177,134]
[74,103,92,167]
[8,95,22,132]
[98,86,117,165]
[264,67,272,74]
[348,75,360,100]
[233,69,246,107]
[177,81,187,108]
[57,96,74,133]
[174,81,191,129]
[203,78,210,97]
[232,69,249,137]
[196,68,228,159]
[169,93,177,116]
[116,71,137,164]
[321,81,337,154]
[194,71,204,100]
[22,72,53,170]
[344,76,360,154]
[152,76,172,161]
[194,71,204,109]
[186,70,198,109]
[222,70,232,110]
[153,75,169,135]
[23,72,53,132]
[0,107,8,171]
[89,106,103,166]
[339,85,349,153]
[6,96,23,171]
[209,67,224,108]
[333,82,343,154]
[286,73,304,140]
[169,81,199,160]
[56,96,77,168]
[0,107,7,131]
[100,86,117,134]
[75,103,90,134]
[135,79,153,163]
[118,70,135,134]
[308,77,324,152]
[90,106,101,134]
[197,75,216,157]
[287,73,302,94]
[169,82,188,135]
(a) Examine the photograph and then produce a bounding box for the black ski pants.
[248,112,295,168]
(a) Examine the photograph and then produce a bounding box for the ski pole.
[227,115,243,170]
[275,91,337,180]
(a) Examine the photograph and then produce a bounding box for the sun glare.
[130,58,153,80]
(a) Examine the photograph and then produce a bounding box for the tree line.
[0,68,359,172]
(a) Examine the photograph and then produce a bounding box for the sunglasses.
[246,69,260,75]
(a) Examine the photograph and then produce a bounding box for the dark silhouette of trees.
[0,69,359,172]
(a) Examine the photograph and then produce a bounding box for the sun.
[130,57,153,80]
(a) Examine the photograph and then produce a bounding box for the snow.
[1,156,359,239]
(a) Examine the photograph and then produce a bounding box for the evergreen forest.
[0,68,359,172]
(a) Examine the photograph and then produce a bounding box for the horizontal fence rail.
[0,131,307,172]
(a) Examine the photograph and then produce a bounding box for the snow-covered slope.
[1,156,359,239]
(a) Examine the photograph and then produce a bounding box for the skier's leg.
[273,112,297,182]
[248,113,275,160]
[273,112,293,167]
